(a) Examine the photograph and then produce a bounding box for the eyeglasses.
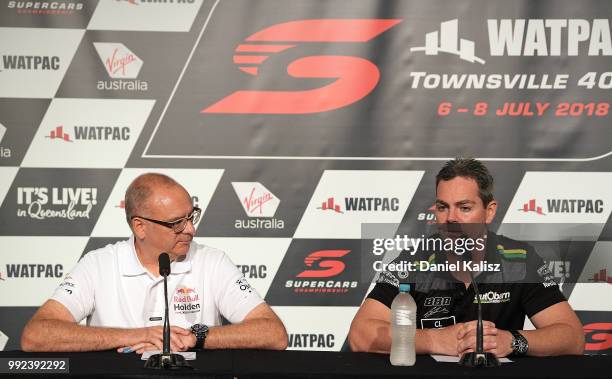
[132,207,201,233]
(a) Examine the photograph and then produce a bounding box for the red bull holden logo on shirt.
[173,287,200,314]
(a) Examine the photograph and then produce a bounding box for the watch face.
[512,332,528,354]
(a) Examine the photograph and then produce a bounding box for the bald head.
[124,173,184,227]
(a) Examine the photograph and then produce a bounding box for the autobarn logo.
[16,186,98,220]
[93,42,148,91]
[286,250,358,294]
[6,1,84,15]
[519,198,604,215]
[3,263,63,278]
[173,287,201,314]
[317,197,399,214]
[288,333,335,349]
[473,291,511,304]
[232,182,284,230]
[45,125,130,142]
[1,55,60,71]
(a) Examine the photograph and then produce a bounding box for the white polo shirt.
[51,237,264,329]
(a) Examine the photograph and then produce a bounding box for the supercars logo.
[584,323,612,352]
[202,19,401,114]
[297,250,350,278]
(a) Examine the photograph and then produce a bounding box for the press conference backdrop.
[0,0,611,354]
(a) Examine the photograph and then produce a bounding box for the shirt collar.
[120,235,194,277]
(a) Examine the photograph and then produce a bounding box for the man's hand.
[456,320,513,358]
[427,323,465,356]
[117,326,195,353]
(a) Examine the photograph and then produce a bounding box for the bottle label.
[394,309,413,326]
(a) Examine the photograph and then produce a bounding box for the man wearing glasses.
[21,173,288,353]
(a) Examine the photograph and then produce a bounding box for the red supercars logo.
[584,323,612,351]
[202,19,401,114]
[297,249,350,278]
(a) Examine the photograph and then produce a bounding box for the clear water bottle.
[390,283,416,366]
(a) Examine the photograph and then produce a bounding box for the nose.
[446,207,460,224]
[182,219,196,235]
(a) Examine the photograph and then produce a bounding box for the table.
[0,350,610,378]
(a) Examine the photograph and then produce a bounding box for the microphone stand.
[459,268,500,367]
[145,254,192,370]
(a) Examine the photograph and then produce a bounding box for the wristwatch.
[509,330,529,356]
[190,324,209,349]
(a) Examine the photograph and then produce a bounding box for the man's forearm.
[22,319,142,352]
[204,318,287,350]
[521,323,585,356]
[349,319,434,354]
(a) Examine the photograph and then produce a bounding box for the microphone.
[145,253,191,370]
[159,252,170,277]
[458,238,500,368]
[159,253,171,354]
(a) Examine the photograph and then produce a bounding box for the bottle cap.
[399,283,411,292]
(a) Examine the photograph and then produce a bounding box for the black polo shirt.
[367,232,566,331]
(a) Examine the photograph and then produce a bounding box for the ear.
[131,218,147,240]
[485,200,497,224]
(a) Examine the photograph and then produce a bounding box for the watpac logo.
[93,42,148,91]
[202,19,402,114]
[588,268,612,284]
[3,263,63,278]
[317,196,399,214]
[232,182,284,230]
[45,125,73,142]
[45,125,130,142]
[236,264,267,279]
[0,123,5,144]
[519,198,604,215]
[520,199,545,215]
[16,186,97,220]
[409,18,612,65]
[317,197,343,213]
[410,19,485,64]
[6,1,85,15]
[1,54,60,71]
[288,333,335,349]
